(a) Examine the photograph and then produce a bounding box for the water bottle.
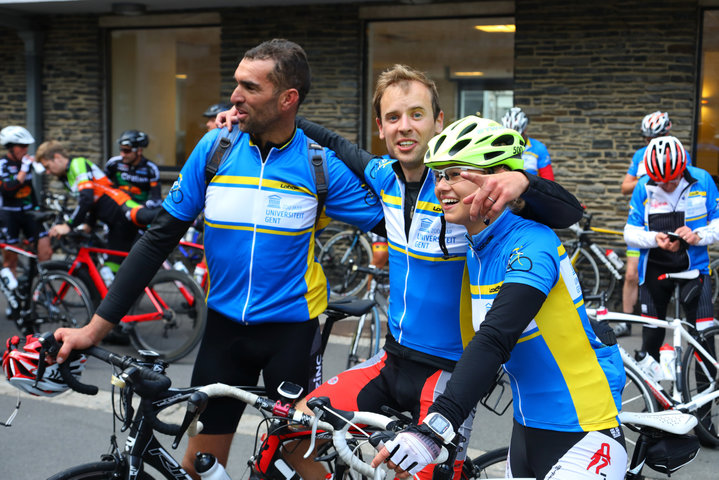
[184,226,197,243]
[194,262,207,285]
[659,344,676,381]
[99,265,115,287]
[194,453,231,480]
[635,350,664,382]
[172,260,189,274]
[605,249,624,270]
[1,267,18,291]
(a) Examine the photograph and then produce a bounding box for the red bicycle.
[46,231,206,362]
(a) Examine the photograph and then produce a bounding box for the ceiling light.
[453,71,484,77]
[474,24,515,33]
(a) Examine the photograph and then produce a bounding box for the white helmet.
[641,111,671,138]
[501,107,529,134]
[0,126,35,147]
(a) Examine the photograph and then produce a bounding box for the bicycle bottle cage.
[480,368,512,416]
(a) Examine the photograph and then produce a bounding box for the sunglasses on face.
[120,147,134,154]
[432,166,488,185]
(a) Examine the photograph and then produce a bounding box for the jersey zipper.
[241,147,267,324]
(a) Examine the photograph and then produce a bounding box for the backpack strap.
[308,138,328,225]
[205,127,241,186]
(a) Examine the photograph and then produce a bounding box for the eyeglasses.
[120,147,134,154]
[433,166,486,185]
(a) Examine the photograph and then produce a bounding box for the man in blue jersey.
[217,65,583,479]
[502,106,554,180]
[52,38,384,479]
[616,112,693,337]
[373,116,626,480]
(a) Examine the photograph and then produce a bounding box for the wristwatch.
[422,412,455,445]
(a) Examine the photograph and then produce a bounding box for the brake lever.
[173,391,208,448]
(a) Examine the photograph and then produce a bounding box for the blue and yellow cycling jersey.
[467,210,624,432]
[163,128,383,325]
[364,157,470,361]
[522,137,551,176]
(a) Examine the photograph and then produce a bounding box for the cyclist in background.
[35,140,160,257]
[0,126,52,274]
[624,136,718,376]
[203,102,233,132]
[373,116,626,480]
[51,39,384,479]
[104,130,162,208]
[616,111,693,337]
[368,232,388,272]
[502,106,555,180]
[217,64,584,479]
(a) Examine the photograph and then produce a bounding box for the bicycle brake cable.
[0,391,21,427]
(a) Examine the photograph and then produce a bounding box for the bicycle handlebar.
[351,264,389,281]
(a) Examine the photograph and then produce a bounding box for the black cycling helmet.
[203,103,233,118]
[117,130,149,149]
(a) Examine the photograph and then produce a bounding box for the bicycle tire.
[28,271,94,334]
[47,460,155,480]
[319,230,373,298]
[710,258,719,309]
[572,247,601,298]
[680,324,719,446]
[128,269,206,363]
[346,304,382,369]
[467,447,508,479]
[40,260,102,308]
[621,362,659,454]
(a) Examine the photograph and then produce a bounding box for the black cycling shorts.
[191,309,322,434]
[1,209,46,244]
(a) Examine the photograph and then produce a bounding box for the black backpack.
[204,127,328,224]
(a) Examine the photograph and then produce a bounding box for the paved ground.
[0,299,717,479]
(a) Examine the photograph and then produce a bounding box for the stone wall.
[0,31,29,128]
[219,4,363,143]
[514,0,699,245]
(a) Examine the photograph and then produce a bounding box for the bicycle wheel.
[346,305,382,369]
[127,269,206,363]
[681,324,719,446]
[466,447,509,479]
[710,258,719,315]
[40,260,102,308]
[319,230,373,298]
[572,247,600,298]
[29,271,94,333]
[47,460,155,479]
[621,362,659,453]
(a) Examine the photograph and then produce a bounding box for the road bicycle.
[586,271,719,447]
[464,409,699,480]
[35,333,443,480]
[563,212,625,309]
[318,228,373,298]
[45,231,206,363]
[0,236,94,336]
[341,264,388,369]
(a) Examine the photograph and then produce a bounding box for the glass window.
[366,17,514,154]
[110,26,221,169]
[698,10,719,176]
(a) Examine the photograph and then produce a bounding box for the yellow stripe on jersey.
[534,273,619,430]
[211,176,314,197]
[416,200,443,215]
[459,265,476,348]
[388,242,466,262]
[469,281,503,296]
[304,232,328,319]
[381,190,402,207]
[205,221,314,236]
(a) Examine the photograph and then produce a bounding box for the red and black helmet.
[3,334,86,397]
[644,136,687,184]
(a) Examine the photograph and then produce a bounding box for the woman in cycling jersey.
[372,116,627,480]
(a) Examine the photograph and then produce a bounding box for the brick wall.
[0,31,29,128]
[220,4,363,143]
[41,16,104,159]
[514,0,699,244]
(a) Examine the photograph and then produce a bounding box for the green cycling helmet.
[424,115,525,171]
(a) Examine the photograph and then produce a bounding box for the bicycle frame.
[65,244,199,324]
[567,223,623,282]
[591,308,719,412]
